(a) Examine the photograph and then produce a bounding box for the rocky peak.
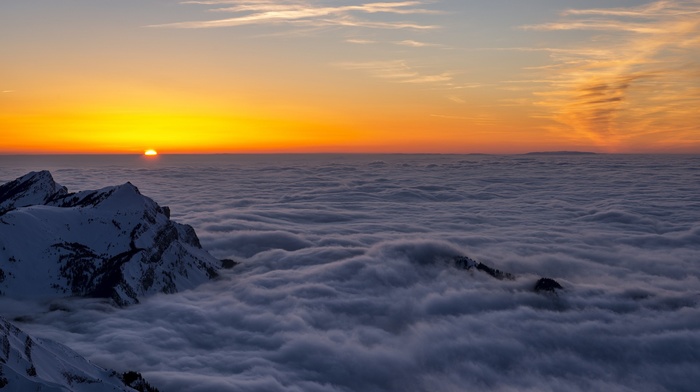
[52,182,147,210]
[0,170,67,215]
[0,171,221,306]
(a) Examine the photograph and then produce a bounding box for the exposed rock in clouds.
[453,255,516,280]
[0,171,220,306]
[534,277,564,293]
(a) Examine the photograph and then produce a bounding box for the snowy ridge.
[0,171,67,215]
[0,316,138,392]
[0,171,221,306]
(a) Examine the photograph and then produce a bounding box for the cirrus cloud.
[523,0,700,151]
[151,1,441,30]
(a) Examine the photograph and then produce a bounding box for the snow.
[0,171,220,305]
[1,317,134,392]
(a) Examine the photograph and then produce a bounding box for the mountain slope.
[0,171,220,305]
[0,316,147,392]
[0,171,67,214]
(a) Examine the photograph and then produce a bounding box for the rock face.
[1,316,155,391]
[0,171,220,306]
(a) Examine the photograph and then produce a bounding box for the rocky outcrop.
[0,171,220,306]
[453,256,516,280]
[534,277,564,293]
[1,316,158,391]
[453,256,564,294]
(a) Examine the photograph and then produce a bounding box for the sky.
[2,0,700,154]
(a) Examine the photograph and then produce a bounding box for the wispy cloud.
[562,1,700,18]
[430,113,498,125]
[394,39,440,47]
[522,21,665,34]
[345,38,440,47]
[525,0,700,150]
[346,38,377,44]
[335,59,452,84]
[151,1,440,30]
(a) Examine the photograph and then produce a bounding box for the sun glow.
[144,149,158,156]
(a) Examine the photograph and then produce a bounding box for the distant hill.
[523,151,597,156]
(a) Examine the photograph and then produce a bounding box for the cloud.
[394,39,439,47]
[335,59,452,84]
[430,113,498,125]
[148,1,458,91]
[562,1,700,18]
[2,155,700,391]
[345,39,440,47]
[151,1,440,30]
[345,38,377,44]
[519,0,700,151]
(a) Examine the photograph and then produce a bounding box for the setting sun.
[1,1,699,154]
[144,149,158,156]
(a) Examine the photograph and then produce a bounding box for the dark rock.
[453,255,477,270]
[453,256,515,280]
[221,259,240,269]
[534,277,563,293]
[121,371,160,392]
[475,262,516,281]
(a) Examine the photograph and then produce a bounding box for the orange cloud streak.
[527,0,700,152]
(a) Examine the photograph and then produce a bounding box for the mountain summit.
[0,171,220,306]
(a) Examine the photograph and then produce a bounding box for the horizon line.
[1,151,697,156]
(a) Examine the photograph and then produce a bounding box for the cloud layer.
[1,154,699,391]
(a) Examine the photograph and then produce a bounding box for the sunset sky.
[2,0,699,154]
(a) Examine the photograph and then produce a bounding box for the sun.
[144,149,158,156]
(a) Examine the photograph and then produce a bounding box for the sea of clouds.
[1,154,699,391]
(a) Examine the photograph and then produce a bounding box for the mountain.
[0,171,221,306]
[1,316,158,392]
[0,170,68,214]
[523,151,597,155]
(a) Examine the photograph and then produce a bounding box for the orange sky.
[2,1,699,154]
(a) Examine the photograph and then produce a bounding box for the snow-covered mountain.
[0,171,221,306]
[0,170,67,214]
[1,316,157,392]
